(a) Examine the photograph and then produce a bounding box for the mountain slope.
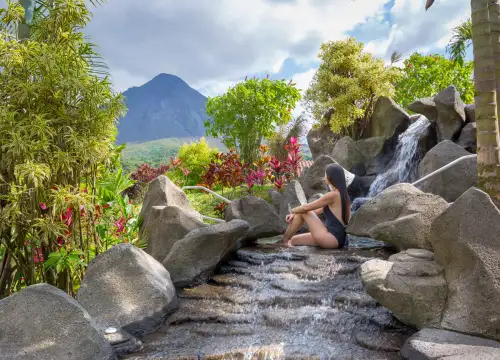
[116,73,208,144]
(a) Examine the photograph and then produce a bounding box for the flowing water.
[124,237,414,360]
[351,116,431,212]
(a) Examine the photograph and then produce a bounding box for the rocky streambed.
[124,238,414,359]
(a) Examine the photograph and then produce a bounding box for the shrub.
[177,137,218,185]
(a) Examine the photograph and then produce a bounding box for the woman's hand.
[285,214,295,223]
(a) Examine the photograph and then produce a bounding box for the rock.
[162,220,250,287]
[144,205,206,262]
[457,122,477,153]
[360,258,447,329]
[418,140,476,202]
[331,137,365,174]
[348,176,376,200]
[355,137,386,175]
[406,248,434,261]
[278,180,307,222]
[299,155,334,198]
[346,183,449,250]
[104,329,142,356]
[401,328,500,360]
[408,97,438,122]
[225,196,283,240]
[366,96,411,140]
[269,190,282,213]
[77,244,178,337]
[430,187,500,341]
[465,103,475,123]
[0,284,115,360]
[139,175,202,230]
[355,329,408,352]
[433,86,466,141]
[307,125,339,160]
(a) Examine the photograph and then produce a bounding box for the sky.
[3,0,471,115]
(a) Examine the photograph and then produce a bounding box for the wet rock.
[465,103,475,123]
[457,122,477,153]
[211,274,255,290]
[163,220,249,287]
[335,292,376,307]
[105,329,142,356]
[179,284,252,305]
[408,97,438,122]
[355,137,386,175]
[366,96,411,140]
[139,175,201,230]
[360,258,447,329]
[191,323,255,337]
[355,329,408,352]
[77,244,178,337]
[401,328,500,360]
[278,180,307,222]
[0,284,115,360]
[226,196,283,240]
[307,125,339,160]
[418,140,476,202]
[331,137,365,175]
[434,86,466,141]
[346,183,449,250]
[143,205,205,262]
[431,187,500,341]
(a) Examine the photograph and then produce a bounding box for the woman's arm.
[292,192,336,214]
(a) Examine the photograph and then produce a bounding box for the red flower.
[39,202,47,210]
[114,216,127,236]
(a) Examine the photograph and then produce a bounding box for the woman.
[282,163,351,249]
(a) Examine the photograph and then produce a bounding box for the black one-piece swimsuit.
[323,205,347,248]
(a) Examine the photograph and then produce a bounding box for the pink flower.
[40,202,47,210]
[289,137,298,146]
[114,216,126,236]
[183,168,190,176]
[256,168,265,184]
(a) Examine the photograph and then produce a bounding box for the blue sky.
[78,0,470,107]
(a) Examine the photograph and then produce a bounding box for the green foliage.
[394,53,474,109]
[268,113,307,161]
[447,18,472,66]
[0,0,127,297]
[177,137,218,185]
[304,37,399,138]
[205,77,302,163]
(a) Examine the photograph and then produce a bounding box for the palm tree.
[447,18,472,65]
[427,0,500,204]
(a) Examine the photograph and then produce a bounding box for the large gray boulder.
[306,125,338,160]
[366,96,411,140]
[331,136,365,173]
[139,175,202,230]
[465,103,475,123]
[457,122,477,153]
[77,244,178,337]
[163,220,249,287]
[408,97,438,122]
[278,180,307,222]
[0,284,115,360]
[402,328,500,360]
[434,86,466,141]
[418,140,476,202]
[346,184,449,250]
[225,196,283,240]
[361,251,447,329]
[355,137,386,175]
[144,205,206,262]
[430,187,500,341]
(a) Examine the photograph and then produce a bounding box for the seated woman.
[282,163,351,249]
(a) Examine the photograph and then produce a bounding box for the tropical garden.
[0,0,487,299]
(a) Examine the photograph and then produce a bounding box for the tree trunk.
[472,0,500,204]
[0,253,13,299]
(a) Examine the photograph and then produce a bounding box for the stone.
[269,190,282,213]
[433,86,466,141]
[77,244,178,337]
[346,183,449,250]
[355,329,408,352]
[143,205,206,262]
[306,125,339,160]
[360,258,447,329]
[457,122,477,153]
[355,137,386,175]
[367,96,411,139]
[278,180,307,222]
[331,137,365,174]
[401,328,500,360]
[0,284,116,360]
[163,219,250,287]
[418,140,476,202]
[225,196,283,240]
[408,97,438,122]
[299,155,334,198]
[104,329,141,356]
[465,103,475,123]
[406,248,434,261]
[139,175,202,230]
[430,187,500,341]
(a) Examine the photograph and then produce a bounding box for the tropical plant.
[304,37,400,139]
[426,0,500,204]
[394,53,474,109]
[176,137,218,185]
[268,113,308,161]
[447,18,472,66]
[205,77,302,163]
[0,0,126,297]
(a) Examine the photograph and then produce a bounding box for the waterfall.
[351,116,431,212]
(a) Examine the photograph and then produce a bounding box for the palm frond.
[390,51,403,65]
[425,0,435,10]
[446,18,472,66]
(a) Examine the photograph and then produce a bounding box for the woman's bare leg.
[291,211,339,249]
[282,214,305,244]
[289,233,318,246]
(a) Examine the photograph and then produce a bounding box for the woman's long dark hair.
[325,163,351,225]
